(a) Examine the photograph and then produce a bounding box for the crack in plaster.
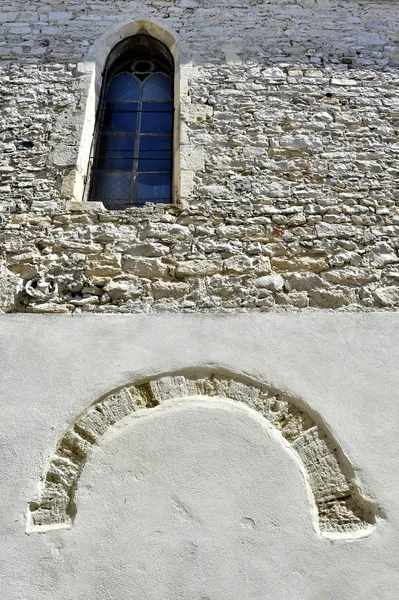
[27,373,377,539]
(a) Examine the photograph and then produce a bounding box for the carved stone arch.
[27,372,377,539]
[66,17,181,204]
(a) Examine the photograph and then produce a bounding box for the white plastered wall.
[0,313,398,599]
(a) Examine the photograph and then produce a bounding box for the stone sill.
[66,201,106,212]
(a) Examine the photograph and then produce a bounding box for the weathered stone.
[275,291,309,308]
[322,268,380,286]
[280,135,323,151]
[84,266,121,278]
[271,257,329,273]
[286,273,328,292]
[0,265,22,311]
[309,289,354,309]
[31,201,58,212]
[216,225,265,240]
[141,223,191,242]
[255,274,285,292]
[315,224,362,239]
[103,281,143,301]
[373,286,399,307]
[367,242,398,268]
[124,243,169,257]
[152,281,190,299]
[223,255,253,275]
[123,258,168,278]
[175,260,221,278]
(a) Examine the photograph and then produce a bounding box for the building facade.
[1,1,399,598]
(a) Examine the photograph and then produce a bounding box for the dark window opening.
[88,35,174,210]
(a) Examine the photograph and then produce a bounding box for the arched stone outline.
[59,17,182,205]
[27,372,377,539]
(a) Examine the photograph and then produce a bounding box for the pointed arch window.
[88,35,174,209]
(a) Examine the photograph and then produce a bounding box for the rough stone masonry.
[1,0,399,313]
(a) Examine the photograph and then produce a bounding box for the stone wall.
[1,0,399,312]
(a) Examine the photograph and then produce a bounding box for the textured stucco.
[0,313,398,598]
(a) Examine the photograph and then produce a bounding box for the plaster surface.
[1,313,399,599]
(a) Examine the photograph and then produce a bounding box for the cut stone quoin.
[27,373,376,539]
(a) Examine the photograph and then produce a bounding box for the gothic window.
[88,35,174,209]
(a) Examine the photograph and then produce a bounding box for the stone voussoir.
[27,373,375,538]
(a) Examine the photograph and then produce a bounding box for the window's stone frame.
[60,18,188,208]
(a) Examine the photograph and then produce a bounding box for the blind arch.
[88,35,174,210]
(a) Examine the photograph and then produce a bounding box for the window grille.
[87,35,174,209]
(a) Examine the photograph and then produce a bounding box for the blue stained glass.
[93,172,132,203]
[90,39,174,208]
[138,136,172,171]
[136,172,171,202]
[102,102,138,133]
[142,74,173,101]
[105,73,140,102]
[141,111,173,134]
[97,135,135,170]
[142,102,173,113]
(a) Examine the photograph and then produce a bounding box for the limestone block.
[0,265,22,311]
[275,291,309,308]
[49,12,72,21]
[216,225,265,240]
[123,257,168,278]
[151,280,190,299]
[286,273,328,292]
[84,266,121,278]
[309,289,353,308]
[255,274,285,292]
[31,201,58,212]
[103,280,142,301]
[147,376,188,403]
[124,243,169,257]
[330,77,358,86]
[175,260,221,278]
[199,184,230,199]
[66,202,105,213]
[271,256,329,273]
[280,135,323,151]
[6,252,40,279]
[373,286,399,307]
[315,223,362,238]
[0,12,19,23]
[223,255,253,275]
[25,303,71,314]
[49,145,78,167]
[180,145,205,171]
[368,241,398,268]
[141,222,191,242]
[323,268,380,286]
